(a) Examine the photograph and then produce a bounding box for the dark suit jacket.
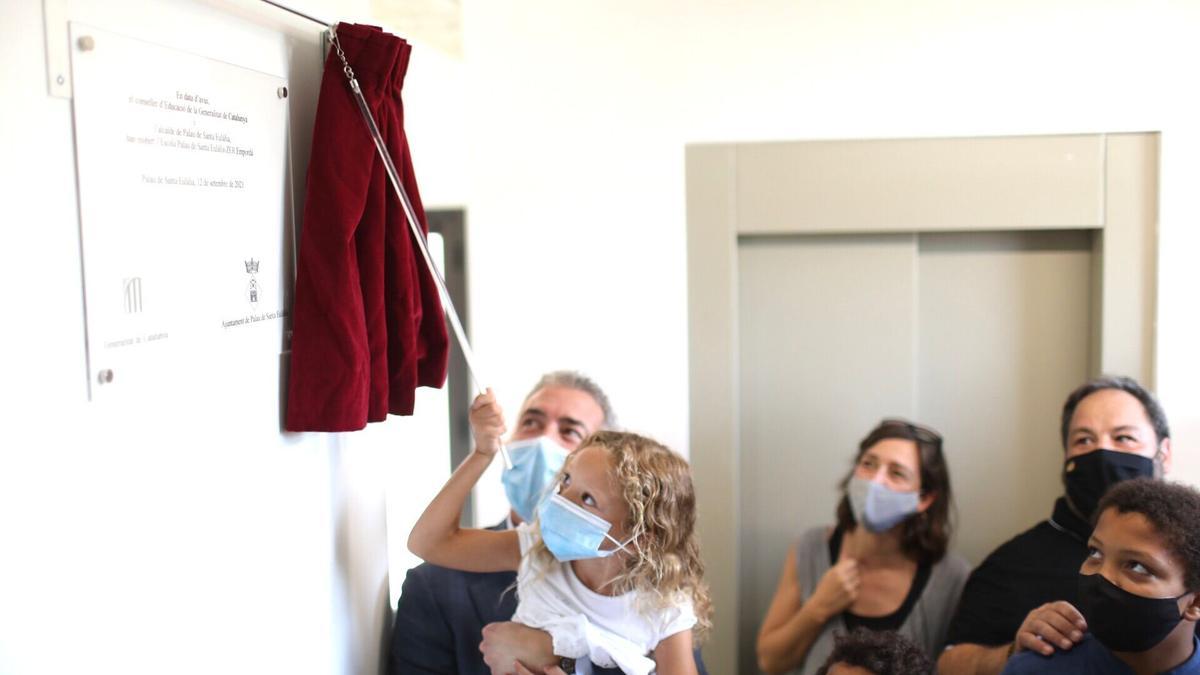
[389,560,520,674]
[387,526,708,674]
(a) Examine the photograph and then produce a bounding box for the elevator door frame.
[685,132,1159,674]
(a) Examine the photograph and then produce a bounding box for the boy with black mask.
[940,376,1173,675]
[1002,478,1200,674]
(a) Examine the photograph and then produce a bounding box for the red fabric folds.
[286,23,448,432]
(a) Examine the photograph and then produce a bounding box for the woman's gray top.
[787,525,970,674]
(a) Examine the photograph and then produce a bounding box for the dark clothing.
[828,525,932,632]
[387,523,708,675]
[946,497,1092,647]
[286,23,448,432]
[1002,633,1200,675]
[389,560,518,675]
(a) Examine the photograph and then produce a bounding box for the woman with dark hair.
[756,420,970,674]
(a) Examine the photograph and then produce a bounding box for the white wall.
[460,0,1200,484]
[0,1,439,674]
[458,2,1200,670]
[403,41,469,209]
[6,1,1200,673]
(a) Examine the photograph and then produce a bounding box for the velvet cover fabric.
[286,23,447,431]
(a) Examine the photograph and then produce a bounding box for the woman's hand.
[759,544,844,673]
[470,388,506,456]
[807,559,860,622]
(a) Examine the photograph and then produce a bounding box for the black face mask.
[1078,572,1189,653]
[1063,450,1156,520]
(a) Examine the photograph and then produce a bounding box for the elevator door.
[736,229,1092,674]
[687,133,1158,674]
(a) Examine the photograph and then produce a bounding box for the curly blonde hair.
[525,430,713,642]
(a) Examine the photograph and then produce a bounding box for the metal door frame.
[685,133,1159,673]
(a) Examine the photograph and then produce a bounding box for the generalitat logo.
[123,276,143,313]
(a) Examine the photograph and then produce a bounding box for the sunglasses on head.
[880,418,943,448]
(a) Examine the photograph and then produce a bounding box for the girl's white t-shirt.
[512,522,696,674]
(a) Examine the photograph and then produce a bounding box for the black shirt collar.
[1049,496,1092,543]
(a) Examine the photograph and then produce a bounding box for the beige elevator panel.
[736,233,917,675]
[687,133,1157,674]
[916,231,1093,565]
[736,230,1092,673]
[734,136,1105,234]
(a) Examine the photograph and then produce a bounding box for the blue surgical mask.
[847,476,921,533]
[502,437,571,522]
[536,492,633,562]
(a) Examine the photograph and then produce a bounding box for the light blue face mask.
[847,476,921,533]
[501,437,571,522]
[536,492,633,562]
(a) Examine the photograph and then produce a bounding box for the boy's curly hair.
[814,628,933,675]
[526,430,713,642]
[1096,478,1200,590]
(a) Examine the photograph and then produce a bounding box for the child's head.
[532,430,712,639]
[814,628,933,675]
[1079,478,1200,652]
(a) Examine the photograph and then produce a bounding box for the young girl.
[408,390,711,675]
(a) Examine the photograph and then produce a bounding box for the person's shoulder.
[941,521,1060,647]
[400,559,442,585]
[392,560,519,674]
[396,559,518,630]
[1001,648,1056,674]
[1001,635,1114,675]
[403,559,460,583]
[934,550,971,575]
[999,520,1056,550]
[795,524,833,551]
[1179,634,1200,674]
[975,518,1059,568]
[402,558,516,590]
[401,519,510,585]
[647,590,698,640]
[927,551,972,596]
[917,551,971,618]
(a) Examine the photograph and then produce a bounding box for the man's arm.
[514,664,567,675]
[478,622,624,675]
[479,622,559,674]
[481,622,700,675]
[938,602,1087,675]
[938,545,1026,675]
[937,643,1012,675]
